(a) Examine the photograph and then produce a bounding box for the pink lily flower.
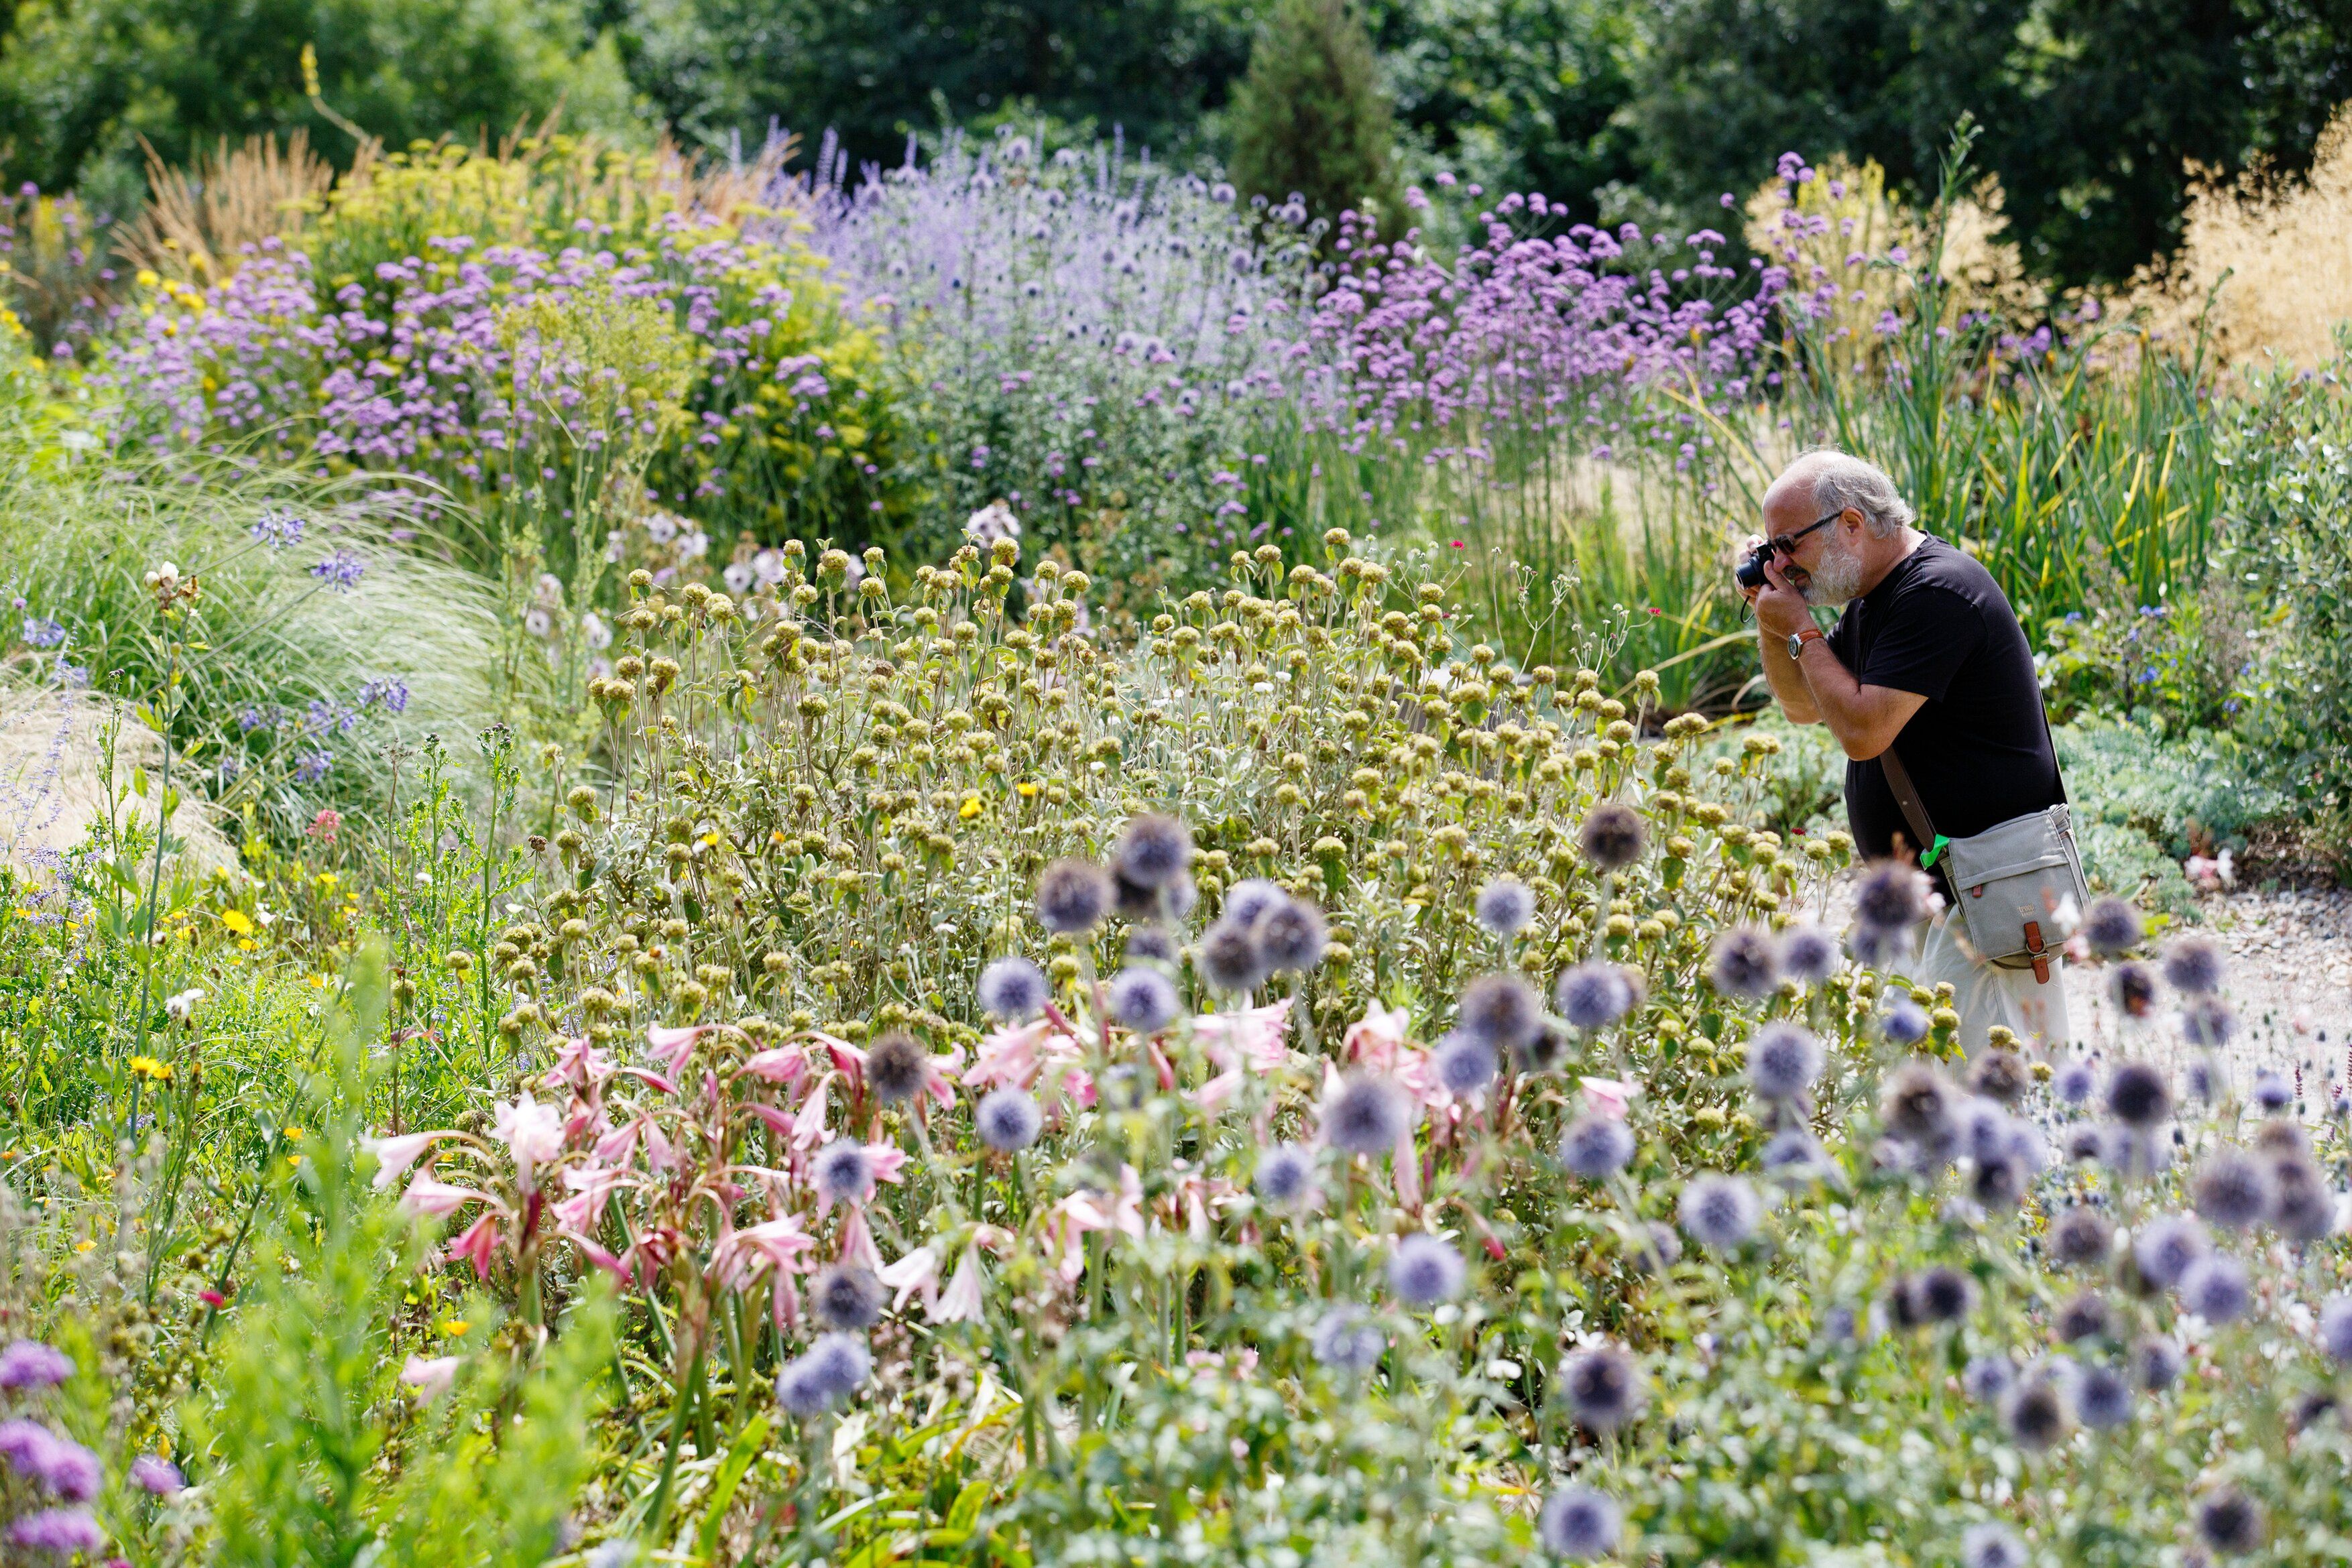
[963,1018,1064,1091]
[361,1130,463,1191]
[646,1024,711,1073]
[790,1078,835,1152]
[447,1212,502,1280]
[712,1215,815,1291]
[1197,999,1295,1072]
[1342,1000,1410,1069]
[613,1067,677,1095]
[817,1033,866,1077]
[493,1091,564,1185]
[933,1246,986,1323]
[546,1036,611,1089]
[878,1245,940,1313]
[400,1354,461,1401]
[1580,1076,1637,1119]
[561,1229,632,1286]
[400,1175,488,1219]
[837,1207,885,1272]
[740,1044,808,1085]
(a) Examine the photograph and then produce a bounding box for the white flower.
[522,607,554,639]
[164,987,205,1023]
[963,501,1021,548]
[723,562,754,593]
[533,572,564,608]
[579,611,611,650]
[493,1091,564,1179]
[679,530,710,559]
[753,548,787,585]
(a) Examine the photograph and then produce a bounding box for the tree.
[1226,0,1401,235]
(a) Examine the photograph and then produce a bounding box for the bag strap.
[1875,743,1949,871]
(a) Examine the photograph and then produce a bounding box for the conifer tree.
[1226,0,1403,240]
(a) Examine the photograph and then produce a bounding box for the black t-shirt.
[1824,535,2064,863]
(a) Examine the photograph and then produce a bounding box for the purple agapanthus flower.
[294,750,333,784]
[250,509,304,549]
[358,677,410,713]
[310,550,365,592]
[19,617,64,649]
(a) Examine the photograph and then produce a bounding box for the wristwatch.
[1786,626,1824,660]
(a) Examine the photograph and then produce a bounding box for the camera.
[1734,542,1775,591]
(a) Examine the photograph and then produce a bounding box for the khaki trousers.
[1909,911,2072,1057]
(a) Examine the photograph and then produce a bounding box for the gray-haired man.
[1741,449,2069,1051]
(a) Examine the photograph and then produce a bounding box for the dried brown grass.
[2128,102,2352,369]
[118,131,341,284]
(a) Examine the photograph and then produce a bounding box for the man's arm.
[1748,552,1926,760]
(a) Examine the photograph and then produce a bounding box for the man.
[1743,448,2068,1052]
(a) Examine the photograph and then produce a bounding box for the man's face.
[1759,494,1863,606]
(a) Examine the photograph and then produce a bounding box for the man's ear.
[1841,506,1865,536]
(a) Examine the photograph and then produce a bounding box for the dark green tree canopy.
[1225,0,1401,234]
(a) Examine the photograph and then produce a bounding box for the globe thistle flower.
[1255,1144,1314,1208]
[1962,1353,2015,1403]
[1164,876,1199,922]
[1537,1486,1621,1560]
[1881,1062,1954,1145]
[2251,1069,2292,1113]
[1853,860,1930,931]
[2081,895,2143,956]
[1432,1033,1498,1096]
[2109,961,2158,1019]
[864,1030,929,1105]
[1708,926,1780,1000]
[1035,858,1113,934]
[1960,1522,2027,1568]
[2065,1125,2109,1164]
[2191,1149,2276,1229]
[2254,1117,2313,1158]
[1678,1173,1760,1250]
[1972,1152,2031,1209]
[2054,1058,2095,1104]
[2162,935,2225,995]
[1777,923,1839,983]
[2180,996,2237,1050]
[1956,1097,2014,1165]
[1195,917,1270,995]
[2132,1334,2185,1391]
[1880,1000,1930,1046]
[776,1333,871,1416]
[2104,1060,2172,1129]
[1322,1072,1409,1156]
[1554,963,1635,1031]
[2076,1363,2133,1428]
[2318,1296,2352,1362]
[1309,1305,1385,1373]
[1745,1023,1824,1101]
[2047,1205,2112,1268]
[2269,1156,2335,1243]
[1514,1022,1572,1074]
[1222,878,1287,928]
[1254,897,1328,972]
[1560,1343,1645,1433]
[1578,801,1646,869]
[0,1342,69,1391]
[1473,877,1535,937]
[1898,1266,1977,1326]
[811,1140,874,1207]
[1387,1234,1466,1307]
[2184,1056,2223,1103]
[1627,1221,1681,1274]
[1114,813,1191,889]
[1968,1048,2027,1105]
[975,1089,1043,1152]
[1124,926,1179,965]
[2054,1291,2109,1343]
[1759,1128,1829,1179]
[1107,967,1180,1032]
[1999,1374,2072,1449]
[810,1264,885,1331]
[977,957,1049,1021]
[2192,1486,2265,1556]
[1849,920,1916,970]
[1112,870,1161,922]
[2133,1215,2209,1290]
[1458,973,1543,1053]
[1560,1115,1636,1180]
[2179,1255,2250,1323]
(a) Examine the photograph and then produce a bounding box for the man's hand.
[1750,549,1815,640]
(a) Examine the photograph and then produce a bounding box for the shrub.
[1226,0,1404,239]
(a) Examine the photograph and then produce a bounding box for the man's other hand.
[1752,551,1814,640]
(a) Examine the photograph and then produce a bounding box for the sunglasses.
[1768,510,1843,558]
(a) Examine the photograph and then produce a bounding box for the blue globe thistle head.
[2179,1254,2250,1323]
[2054,1057,2096,1104]
[1513,1021,1574,1075]
[1034,857,1112,934]
[1322,1072,1409,1156]
[1972,1150,2032,1209]
[1708,926,1779,1001]
[1968,1047,2029,1105]
[1745,1023,1824,1102]
[1848,919,1917,970]
[1879,1061,1954,1145]
[1222,878,1287,928]
[2131,1333,2184,1391]
[1559,1115,1635,1181]
[1678,1173,1760,1251]
[1106,966,1181,1033]
[2180,995,2237,1050]
[1578,801,1646,870]
[2080,894,2143,956]
[2190,1148,2276,1230]
[1853,859,1930,932]
[1960,1522,2028,1568]
[1164,873,1199,922]
[1432,1032,1498,1096]
[1472,876,1535,937]
[1560,1343,1645,1433]
[1387,1233,1466,1308]
[809,1264,885,1331]
[1124,924,1179,965]
[2109,959,2158,1019]
[1758,1128,1829,1181]
[1891,1265,1977,1327]
[1254,1143,1314,1208]
[1626,1221,1680,1274]
[776,1333,870,1416]
[1956,1097,2014,1166]
[977,957,1049,1021]
[1880,1000,1931,1046]
[1999,1373,2072,1449]
[975,1088,1043,1152]
[2192,1486,2265,1555]
[1194,916,1270,996]
[2053,1290,2109,1344]
[1962,1353,2015,1403]
[1537,1485,1622,1560]
[1457,972,1542,1052]
[812,1139,873,1205]
[1114,812,1191,889]
[1309,1305,1385,1374]
[2103,1059,2172,1129]
[2322,1296,2352,1363]
[864,1030,930,1105]
[2251,1069,2292,1113]
[1253,896,1328,973]
[2131,1214,2210,1290]
[1554,962,1635,1031]
[2269,1153,2332,1242]
[2162,934,2225,995]
[1776,922,1840,983]
[2046,1205,2112,1268]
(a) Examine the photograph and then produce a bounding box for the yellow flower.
[438,1319,470,1337]
[282,1126,304,1141]
[237,938,256,952]
[1017,781,1040,799]
[128,1056,172,1083]
[959,796,983,821]
[220,908,254,935]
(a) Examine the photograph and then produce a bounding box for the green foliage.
[1226,0,1403,237]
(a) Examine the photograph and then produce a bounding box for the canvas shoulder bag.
[1877,741,2089,985]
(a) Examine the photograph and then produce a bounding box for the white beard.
[1801,534,1865,607]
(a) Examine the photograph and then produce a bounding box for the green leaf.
[693,1413,770,1563]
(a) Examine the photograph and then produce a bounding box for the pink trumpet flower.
[878,1245,939,1312]
[400,1354,461,1401]
[934,1246,987,1323]
[447,1213,502,1280]
[646,1024,712,1073]
[400,1175,488,1219]
[361,1130,463,1191]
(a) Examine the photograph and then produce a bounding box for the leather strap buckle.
[2023,920,2050,985]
